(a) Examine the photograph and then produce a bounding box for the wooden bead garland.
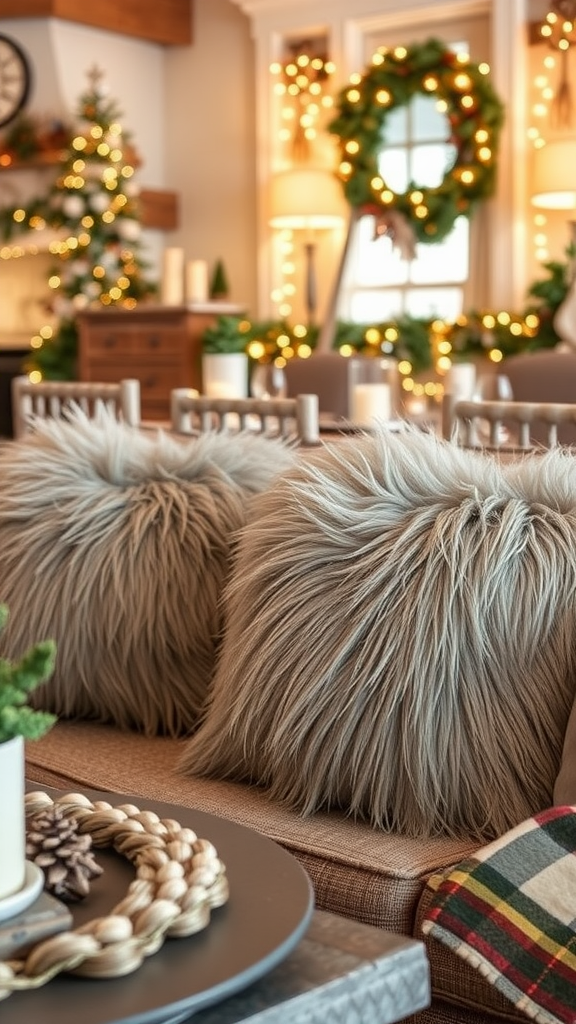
[0,791,229,1001]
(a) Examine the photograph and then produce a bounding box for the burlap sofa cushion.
[25,720,479,935]
[0,409,296,735]
[181,428,576,839]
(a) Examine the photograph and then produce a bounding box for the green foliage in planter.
[202,314,250,354]
[522,250,575,351]
[0,605,57,744]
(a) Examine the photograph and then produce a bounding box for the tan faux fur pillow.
[0,407,296,736]
[181,427,576,840]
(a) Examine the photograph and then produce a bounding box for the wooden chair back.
[170,391,320,445]
[443,394,576,450]
[11,377,141,438]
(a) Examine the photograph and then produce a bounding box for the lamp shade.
[269,167,346,229]
[531,138,576,209]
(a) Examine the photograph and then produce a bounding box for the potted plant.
[201,314,250,398]
[0,603,56,906]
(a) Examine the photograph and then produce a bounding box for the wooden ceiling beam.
[0,0,193,46]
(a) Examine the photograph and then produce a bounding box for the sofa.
[3,410,576,1024]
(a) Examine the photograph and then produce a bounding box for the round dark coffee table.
[6,786,314,1024]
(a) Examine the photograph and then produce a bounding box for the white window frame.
[229,0,529,320]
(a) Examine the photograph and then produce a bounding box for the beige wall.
[163,0,257,312]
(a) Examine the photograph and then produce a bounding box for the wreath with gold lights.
[328,38,506,245]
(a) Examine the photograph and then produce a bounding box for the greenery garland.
[202,247,572,380]
[328,37,505,243]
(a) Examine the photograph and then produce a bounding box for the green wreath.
[329,37,505,244]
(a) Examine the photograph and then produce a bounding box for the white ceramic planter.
[202,353,249,399]
[0,735,25,901]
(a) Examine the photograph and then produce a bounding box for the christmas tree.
[7,66,156,379]
[209,259,230,301]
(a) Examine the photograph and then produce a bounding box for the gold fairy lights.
[269,49,336,156]
[330,42,502,245]
[239,308,540,401]
[268,45,337,324]
[529,4,576,261]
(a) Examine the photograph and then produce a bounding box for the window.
[338,15,490,325]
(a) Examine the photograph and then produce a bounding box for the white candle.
[445,362,476,400]
[161,247,184,305]
[202,353,248,398]
[120,378,141,426]
[186,259,209,304]
[351,383,392,426]
[205,382,239,399]
[296,393,319,444]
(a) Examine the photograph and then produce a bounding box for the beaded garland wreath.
[328,37,506,245]
[0,791,229,1000]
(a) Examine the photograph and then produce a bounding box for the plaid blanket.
[422,806,576,1024]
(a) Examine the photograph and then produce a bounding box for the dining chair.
[498,349,576,445]
[11,376,141,439]
[443,394,576,450]
[170,390,320,445]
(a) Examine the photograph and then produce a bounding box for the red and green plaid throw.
[422,806,576,1024]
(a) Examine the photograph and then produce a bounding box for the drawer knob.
[147,335,161,348]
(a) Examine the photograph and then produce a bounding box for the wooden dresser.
[77,303,244,421]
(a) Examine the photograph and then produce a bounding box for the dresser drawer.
[77,306,225,402]
[84,327,184,359]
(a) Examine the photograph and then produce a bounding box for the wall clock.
[0,34,32,128]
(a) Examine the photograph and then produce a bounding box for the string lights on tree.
[0,66,155,380]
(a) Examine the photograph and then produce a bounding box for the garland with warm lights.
[328,37,505,244]
[207,310,547,382]
[204,244,570,395]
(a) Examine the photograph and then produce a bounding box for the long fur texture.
[0,407,296,736]
[181,426,576,840]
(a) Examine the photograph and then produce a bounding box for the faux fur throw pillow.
[181,427,576,840]
[0,407,296,736]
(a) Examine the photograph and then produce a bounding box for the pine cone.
[26,804,103,902]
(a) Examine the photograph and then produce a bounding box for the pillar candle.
[121,379,141,426]
[161,247,184,305]
[445,362,476,399]
[186,259,209,304]
[296,393,320,444]
[351,383,392,426]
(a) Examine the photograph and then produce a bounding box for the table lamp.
[530,138,576,210]
[531,138,576,347]
[269,167,345,326]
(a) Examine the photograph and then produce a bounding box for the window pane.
[349,289,404,322]
[378,147,408,192]
[354,216,409,285]
[382,104,408,145]
[405,288,463,320]
[410,218,469,282]
[412,94,450,141]
[410,142,457,189]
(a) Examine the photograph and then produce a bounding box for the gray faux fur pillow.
[0,407,296,736]
[181,427,576,840]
